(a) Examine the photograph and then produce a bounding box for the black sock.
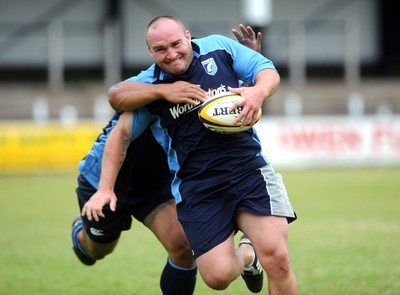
[160,258,197,295]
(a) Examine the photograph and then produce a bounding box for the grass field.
[1,167,399,294]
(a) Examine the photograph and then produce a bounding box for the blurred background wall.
[1,0,399,79]
[0,0,399,170]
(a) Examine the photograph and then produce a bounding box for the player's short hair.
[145,15,186,44]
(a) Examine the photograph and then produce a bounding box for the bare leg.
[77,229,118,260]
[195,232,254,290]
[145,200,194,268]
[236,212,298,295]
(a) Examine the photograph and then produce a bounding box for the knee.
[199,263,237,290]
[201,271,233,290]
[262,250,292,279]
[165,234,194,267]
[168,235,191,257]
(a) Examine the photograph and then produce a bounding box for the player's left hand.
[232,24,262,53]
[82,189,117,222]
[227,86,264,127]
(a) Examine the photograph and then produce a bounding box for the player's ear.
[185,30,191,41]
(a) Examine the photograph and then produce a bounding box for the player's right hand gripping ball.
[198,92,262,134]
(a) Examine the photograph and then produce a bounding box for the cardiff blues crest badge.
[201,58,218,76]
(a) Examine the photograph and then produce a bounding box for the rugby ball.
[198,92,262,134]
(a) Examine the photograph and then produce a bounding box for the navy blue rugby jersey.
[78,108,154,189]
[128,34,276,203]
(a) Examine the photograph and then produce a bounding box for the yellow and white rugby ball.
[198,92,262,134]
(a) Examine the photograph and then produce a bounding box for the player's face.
[147,19,193,75]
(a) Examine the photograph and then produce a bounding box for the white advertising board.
[255,116,400,169]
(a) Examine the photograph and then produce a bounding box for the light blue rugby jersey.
[78,108,153,189]
[128,34,276,203]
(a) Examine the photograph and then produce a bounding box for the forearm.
[108,81,164,111]
[98,135,128,192]
[97,113,132,191]
[108,80,208,112]
[254,68,280,101]
[98,131,129,192]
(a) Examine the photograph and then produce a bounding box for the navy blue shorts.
[176,164,296,259]
[76,174,173,243]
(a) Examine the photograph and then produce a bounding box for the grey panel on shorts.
[261,165,296,220]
